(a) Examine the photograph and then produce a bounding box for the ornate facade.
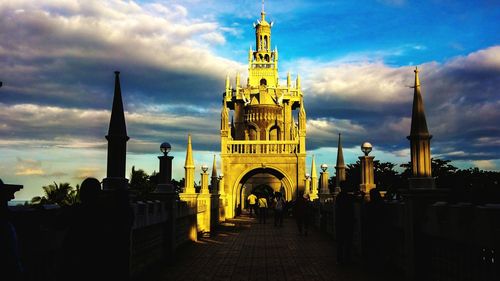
[220,7,307,218]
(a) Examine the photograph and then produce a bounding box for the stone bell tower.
[220,4,307,218]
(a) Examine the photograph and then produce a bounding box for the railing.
[227,140,299,154]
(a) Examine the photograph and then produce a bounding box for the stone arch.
[231,166,294,214]
[245,122,260,140]
[266,122,281,141]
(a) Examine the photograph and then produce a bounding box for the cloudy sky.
[1,0,499,200]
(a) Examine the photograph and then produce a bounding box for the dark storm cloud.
[0,1,498,167]
[301,46,500,161]
[0,1,243,110]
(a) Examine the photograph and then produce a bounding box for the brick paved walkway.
[153,214,373,281]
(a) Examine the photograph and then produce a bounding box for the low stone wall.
[313,195,500,281]
[8,196,208,281]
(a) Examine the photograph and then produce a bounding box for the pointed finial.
[296,74,301,89]
[261,0,266,21]
[336,133,345,167]
[311,155,317,178]
[409,66,430,136]
[185,134,194,167]
[414,66,420,88]
[287,72,291,88]
[108,70,127,137]
[211,154,218,178]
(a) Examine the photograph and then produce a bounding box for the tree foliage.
[31,182,79,206]
[330,158,500,204]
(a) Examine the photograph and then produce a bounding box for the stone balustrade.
[227,140,299,154]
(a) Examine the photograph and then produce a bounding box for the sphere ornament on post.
[201,164,209,173]
[359,141,376,199]
[361,142,372,156]
[156,141,174,192]
[320,164,328,172]
[160,142,171,156]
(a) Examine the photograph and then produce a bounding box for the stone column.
[319,164,332,203]
[156,152,174,193]
[304,175,311,196]
[359,155,376,198]
[200,168,209,194]
[198,166,215,236]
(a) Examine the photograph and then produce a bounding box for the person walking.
[273,192,286,227]
[257,195,268,224]
[247,193,258,217]
[293,192,311,235]
[335,184,355,265]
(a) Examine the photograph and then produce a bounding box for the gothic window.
[248,126,258,140]
[263,36,268,50]
[269,125,280,141]
[260,78,267,86]
[264,54,270,62]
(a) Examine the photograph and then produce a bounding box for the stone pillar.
[198,166,216,236]
[218,174,226,222]
[200,168,209,194]
[359,155,376,198]
[156,154,174,193]
[320,170,329,195]
[304,176,311,196]
[150,151,178,261]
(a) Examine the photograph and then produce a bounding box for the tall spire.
[184,134,195,193]
[211,154,218,178]
[311,155,317,179]
[108,71,128,137]
[185,134,194,167]
[105,71,129,182]
[310,155,319,200]
[335,133,346,190]
[407,67,433,182]
[336,133,345,168]
[410,66,430,136]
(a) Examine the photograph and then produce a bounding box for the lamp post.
[155,142,175,193]
[359,142,376,199]
[158,142,173,184]
[304,173,311,196]
[320,164,330,195]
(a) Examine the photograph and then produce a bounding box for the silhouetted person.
[257,195,268,224]
[293,193,311,236]
[364,188,385,273]
[0,179,23,281]
[335,184,355,265]
[60,177,103,281]
[273,192,285,227]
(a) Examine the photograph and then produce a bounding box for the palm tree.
[30,182,77,206]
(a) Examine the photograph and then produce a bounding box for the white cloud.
[473,160,497,171]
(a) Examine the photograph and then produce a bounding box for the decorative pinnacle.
[211,154,218,178]
[311,155,317,179]
[185,134,194,167]
[261,0,266,21]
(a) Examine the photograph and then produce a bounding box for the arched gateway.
[220,7,307,218]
